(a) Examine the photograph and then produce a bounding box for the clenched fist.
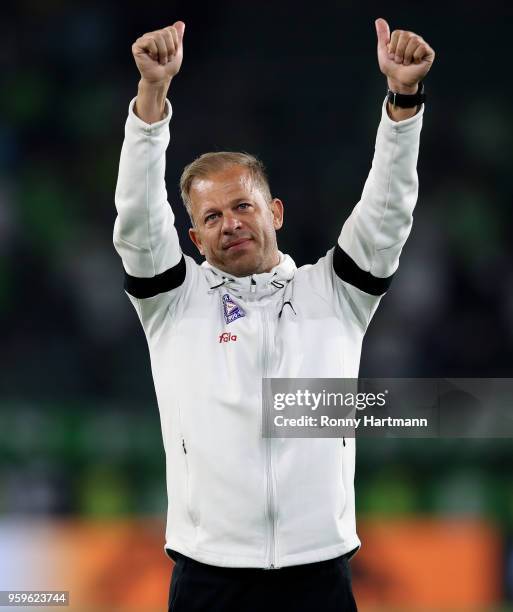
[375,18,435,94]
[132,21,185,84]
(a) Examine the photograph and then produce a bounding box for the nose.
[221,212,242,234]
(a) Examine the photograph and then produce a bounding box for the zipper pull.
[182,439,187,454]
[343,437,346,447]
[250,277,256,293]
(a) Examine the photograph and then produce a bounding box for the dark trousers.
[168,549,358,612]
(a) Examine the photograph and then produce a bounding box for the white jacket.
[113,97,424,568]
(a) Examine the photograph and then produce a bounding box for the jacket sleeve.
[113,97,187,322]
[332,96,424,327]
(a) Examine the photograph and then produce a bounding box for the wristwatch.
[387,80,426,108]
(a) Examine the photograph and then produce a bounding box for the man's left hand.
[375,18,435,94]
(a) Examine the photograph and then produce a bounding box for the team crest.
[222,293,245,324]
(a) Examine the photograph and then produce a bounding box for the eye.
[205,212,219,223]
[237,202,251,210]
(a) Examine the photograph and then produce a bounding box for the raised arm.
[334,19,435,301]
[113,22,187,300]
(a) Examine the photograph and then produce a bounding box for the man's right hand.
[132,21,185,124]
[133,22,185,84]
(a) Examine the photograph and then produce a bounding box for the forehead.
[189,165,259,210]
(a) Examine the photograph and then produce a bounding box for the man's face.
[188,165,284,277]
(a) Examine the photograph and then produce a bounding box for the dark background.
[1,0,512,605]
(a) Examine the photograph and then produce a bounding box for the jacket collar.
[201,252,296,298]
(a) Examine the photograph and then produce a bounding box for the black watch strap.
[387,80,426,108]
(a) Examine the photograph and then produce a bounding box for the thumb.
[173,20,185,42]
[374,17,390,49]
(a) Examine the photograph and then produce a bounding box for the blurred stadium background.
[1,1,513,610]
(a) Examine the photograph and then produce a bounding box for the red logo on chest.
[219,332,237,343]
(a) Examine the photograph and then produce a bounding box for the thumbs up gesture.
[132,21,185,84]
[375,18,435,93]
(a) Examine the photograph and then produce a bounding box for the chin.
[222,254,262,278]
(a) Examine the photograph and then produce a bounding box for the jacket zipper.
[261,307,278,569]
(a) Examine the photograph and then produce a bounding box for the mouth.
[223,238,253,251]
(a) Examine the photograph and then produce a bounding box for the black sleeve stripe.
[333,244,394,296]
[124,255,186,298]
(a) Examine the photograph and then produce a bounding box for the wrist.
[138,77,172,94]
[387,79,419,95]
[135,78,172,124]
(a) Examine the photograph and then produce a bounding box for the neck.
[261,251,281,274]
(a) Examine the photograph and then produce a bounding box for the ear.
[189,227,205,255]
[271,198,284,230]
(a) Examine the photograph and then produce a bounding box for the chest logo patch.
[222,293,245,324]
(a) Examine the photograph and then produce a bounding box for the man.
[113,17,435,612]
